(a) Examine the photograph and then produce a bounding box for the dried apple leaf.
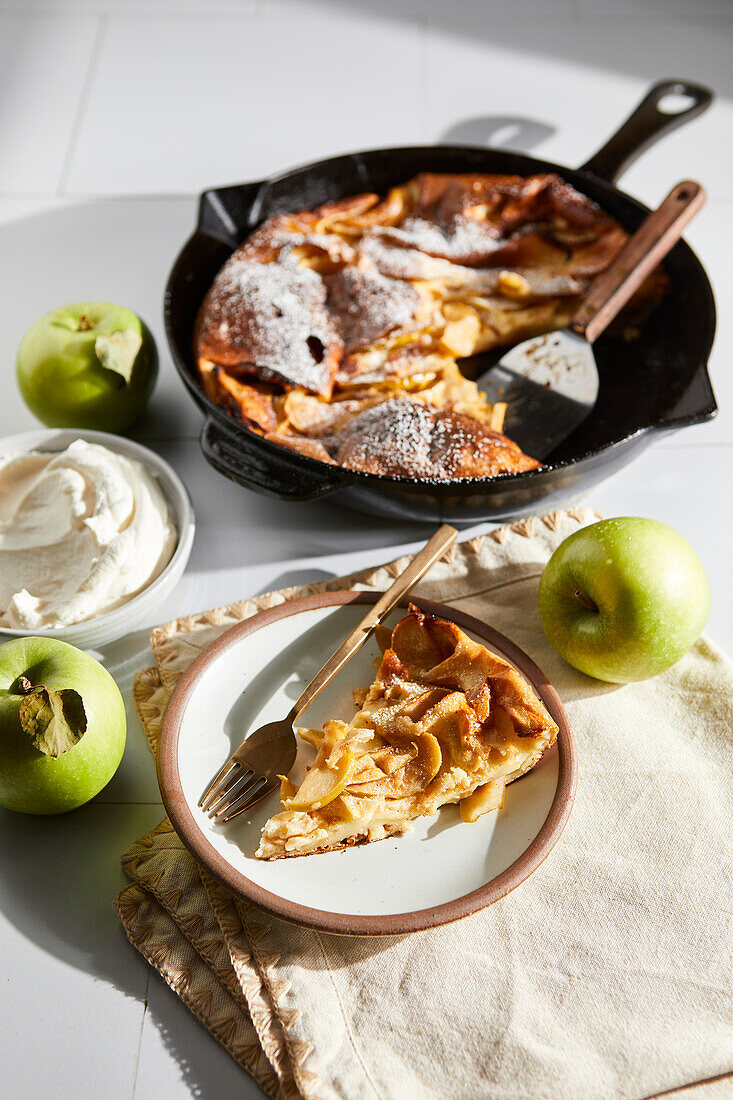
[95,329,143,385]
[19,687,87,758]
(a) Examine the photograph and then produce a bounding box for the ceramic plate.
[158,592,576,935]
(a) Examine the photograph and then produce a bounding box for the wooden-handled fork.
[198,523,458,823]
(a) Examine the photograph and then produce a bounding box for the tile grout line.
[656,440,733,450]
[56,14,109,196]
[130,969,151,1100]
[93,802,164,806]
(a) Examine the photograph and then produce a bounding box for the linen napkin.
[115,508,733,1100]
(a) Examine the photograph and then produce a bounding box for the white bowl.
[0,429,195,650]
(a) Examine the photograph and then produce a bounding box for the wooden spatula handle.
[571,180,706,344]
[289,524,458,721]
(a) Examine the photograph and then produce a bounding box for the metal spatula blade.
[475,180,705,461]
[477,330,599,459]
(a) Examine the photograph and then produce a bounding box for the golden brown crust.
[259,825,404,862]
[331,398,541,479]
[196,251,342,398]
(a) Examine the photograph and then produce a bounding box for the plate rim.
[158,590,577,936]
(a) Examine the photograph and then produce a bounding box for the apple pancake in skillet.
[197,172,665,480]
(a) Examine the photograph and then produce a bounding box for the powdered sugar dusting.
[375,215,501,264]
[330,397,527,479]
[327,266,421,352]
[336,398,436,476]
[206,258,339,395]
[358,235,582,296]
[197,170,625,476]
[358,234,461,281]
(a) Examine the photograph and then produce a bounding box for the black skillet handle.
[198,179,266,243]
[201,416,347,501]
[580,79,713,185]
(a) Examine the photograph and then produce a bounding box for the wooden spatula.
[476,180,706,460]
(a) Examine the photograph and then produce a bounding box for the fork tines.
[198,759,238,812]
[198,760,277,822]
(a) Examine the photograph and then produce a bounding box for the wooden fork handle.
[288,524,458,722]
[571,180,706,344]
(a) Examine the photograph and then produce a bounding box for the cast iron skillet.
[165,79,717,522]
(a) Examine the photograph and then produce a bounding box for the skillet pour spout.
[165,78,717,523]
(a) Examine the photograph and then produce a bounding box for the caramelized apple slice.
[296,727,324,749]
[286,746,355,811]
[492,703,514,739]
[393,732,443,798]
[440,303,481,357]
[278,774,298,802]
[323,719,350,755]
[459,777,506,823]
[412,732,442,786]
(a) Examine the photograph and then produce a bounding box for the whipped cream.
[0,440,177,629]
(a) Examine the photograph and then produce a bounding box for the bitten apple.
[538,517,710,683]
[0,637,126,814]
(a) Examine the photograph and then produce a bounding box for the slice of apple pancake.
[255,606,558,860]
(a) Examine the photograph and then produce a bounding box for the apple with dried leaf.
[0,637,126,814]
[16,301,157,433]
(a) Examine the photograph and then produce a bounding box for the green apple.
[538,517,710,683]
[0,637,126,814]
[16,301,157,433]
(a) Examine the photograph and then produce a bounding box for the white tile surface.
[0,195,202,441]
[270,0,575,17]
[0,13,98,193]
[78,434,733,659]
[425,19,733,203]
[159,435,733,656]
[0,802,161,1100]
[670,200,732,445]
[135,972,268,1100]
[93,629,165,805]
[65,9,427,195]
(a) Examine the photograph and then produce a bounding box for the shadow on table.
[0,793,278,1099]
[0,796,262,1099]
[144,970,270,1100]
[277,0,733,100]
[0,800,161,1000]
[253,566,336,597]
[439,114,555,150]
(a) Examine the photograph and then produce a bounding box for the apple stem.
[574,589,599,613]
[78,314,92,331]
[16,676,35,695]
